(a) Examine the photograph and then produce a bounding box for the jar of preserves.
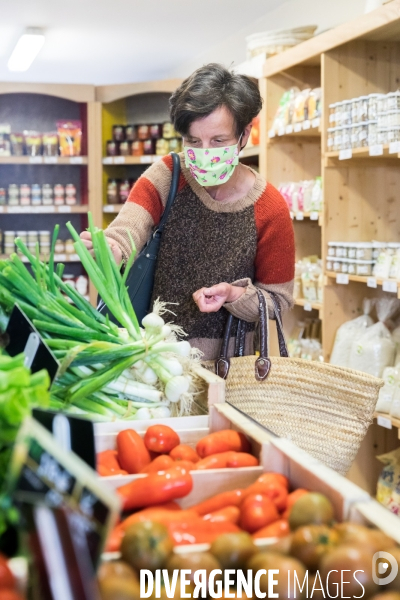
[28,231,38,243]
[156,139,170,156]
[20,184,31,197]
[143,139,156,155]
[20,194,30,206]
[137,125,150,140]
[107,178,119,204]
[112,125,125,142]
[150,124,163,139]
[131,140,144,156]
[119,179,131,203]
[39,231,51,245]
[65,184,76,197]
[125,124,137,142]
[65,239,75,254]
[42,184,53,206]
[119,141,131,156]
[162,122,177,139]
[106,140,119,156]
[54,184,64,197]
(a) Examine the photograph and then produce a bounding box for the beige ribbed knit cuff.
[224,278,294,322]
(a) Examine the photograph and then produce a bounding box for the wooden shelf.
[290,211,322,225]
[325,272,400,297]
[375,412,400,436]
[0,205,88,214]
[269,121,321,139]
[294,298,323,318]
[239,145,259,159]
[102,155,162,165]
[0,253,81,263]
[0,156,88,165]
[326,145,400,161]
[103,204,124,213]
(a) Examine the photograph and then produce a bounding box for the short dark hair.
[169,63,262,138]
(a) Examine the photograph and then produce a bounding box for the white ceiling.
[0,0,286,85]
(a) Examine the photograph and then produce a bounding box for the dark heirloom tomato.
[290,524,339,570]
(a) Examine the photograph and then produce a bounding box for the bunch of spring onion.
[0,215,202,421]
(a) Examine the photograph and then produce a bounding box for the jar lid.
[328,241,339,246]
[368,93,385,98]
[354,242,373,248]
[388,91,400,97]
[372,241,387,248]
[387,242,400,248]
[329,103,338,108]
[359,95,369,100]
[352,259,375,264]
[38,230,51,234]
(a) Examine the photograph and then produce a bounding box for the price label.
[29,156,43,164]
[102,157,113,164]
[303,120,311,130]
[304,302,312,312]
[140,155,152,163]
[103,205,115,213]
[44,156,58,164]
[57,206,71,213]
[7,206,26,213]
[114,156,125,164]
[296,212,304,221]
[310,212,319,221]
[268,129,275,138]
[367,277,377,288]
[369,144,383,156]
[389,141,400,154]
[336,273,349,285]
[69,156,83,164]
[285,125,293,134]
[30,206,55,214]
[339,149,352,160]
[278,127,285,137]
[312,117,320,128]
[54,254,67,262]
[294,123,302,132]
[382,280,397,293]
[152,155,162,162]
[69,254,80,262]
[377,415,392,429]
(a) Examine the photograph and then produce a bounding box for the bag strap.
[215,290,289,381]
[154,152,181,236]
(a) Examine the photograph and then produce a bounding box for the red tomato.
[239,493,280,533]
[256,472,289,490]
[170,444,200,463]
[144,425,180,454]
[171,460,196,472]
[252,519,290,539]
[0,555,14,590]
[243,481,288,512]
[140,455,175,474]
[196,430,251,458]
[203,506,241,525]
[116,429,151,474]
[117,468,193,511]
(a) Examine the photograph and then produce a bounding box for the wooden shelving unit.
[0,156,88,165]
[260,0,400,496]
[0,253,80,263]
[0,205,89,214]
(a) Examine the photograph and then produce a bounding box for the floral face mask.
[183,136,242,187]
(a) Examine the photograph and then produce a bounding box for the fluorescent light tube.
[8,28,45,72]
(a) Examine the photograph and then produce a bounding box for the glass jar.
[42,132,59,157]
[328,103,337,125]
[378,112,388,129]
[125,125,137,142]
[327,242,337,257]
[162,122,177,139]
[4,231,15,245]
[327,128,335,151]
[358,96,369,123]
[351,98,360,124]
[336,243,346,258]
[388,111,400,128]
[333,258,343,272]
[54,184,64,197]
[355,242,373,260]
[107,179,119,204]
[27,231,38,244]
[39,231,51,245]
[348,260,357,275]
[356,260,374,276]
[341,100,352,126]
[0,188,5,205]
[359,122,369,147]
[55,240,65,254]
[24,131,42,157]
[378,95,388,115]
[342,125,351,150]
[65,239,75,254]
[387,91,400,111]
[348,243,357,259]
[377,128,388,146]
[333,128,342,152]
[367,121,378,147]
[388,243,400,279]
[388,127,400,143]
[368,94,384,121]
[112,125,125,142]
[341,259,349,273]
[351,124,361,149]
[373,245,392,279]
[10,133,24,156]
[326,257,333,271]
[168,138,182,153]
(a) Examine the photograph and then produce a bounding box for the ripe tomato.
[140,455,175,474]
[196,430,251,458]
[144,425,180,454]
[243,481,288,512]
[0,555,15,590]
[252,519,290,539]
[290,524,339,571]
[117,429,151,474]
[257,472,289,490]
[239,493,279,533]
[170,444,200,463]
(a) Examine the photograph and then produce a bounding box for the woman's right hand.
[80,231,123,264]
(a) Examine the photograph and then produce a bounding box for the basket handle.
[215,289,288,381]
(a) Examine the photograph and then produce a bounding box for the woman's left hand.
[193,283,246,313]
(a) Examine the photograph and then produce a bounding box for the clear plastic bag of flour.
[330,299,374,368]
[348,297,398,377]
[376,366,400,413]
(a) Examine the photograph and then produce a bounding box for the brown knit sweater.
[105,153,295,360]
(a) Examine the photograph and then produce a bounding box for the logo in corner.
[372,551,399,586]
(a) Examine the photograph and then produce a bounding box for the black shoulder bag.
[97,152,181,324]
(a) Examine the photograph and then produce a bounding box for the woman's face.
[183,105,251,149]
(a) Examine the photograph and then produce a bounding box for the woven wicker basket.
[205,291,383,475]
[217,356,383,475]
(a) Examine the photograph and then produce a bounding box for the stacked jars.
[326,240,400,280]
[106,122,182,158]
[106,178,137,204]
[1,230,77,257]
[327,91,400,152]
[0,183,78,206]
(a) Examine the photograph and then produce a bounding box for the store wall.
[166,0,366,78]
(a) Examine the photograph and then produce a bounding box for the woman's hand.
[80,231,123,264]
[193,283,246,313]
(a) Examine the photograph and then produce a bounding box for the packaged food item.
[377,448,400,515]
[387,91,400,111]
[163,122,179,139]
[76,275,88,296]
[65,183,77,206]
[24,131,42,156]
[0,188,6,205]
[125,125,137,142]
[168,138,182,153]
[388,243,400,279]
[367,121,378,146]
[55,240,65,254]
[131,141,144,156]
[143,139,156,155]
[119,179,131,203]
[107,178,119,204]
[112,125,125,142]
[349,297,397,377]
[39,230,51,245]
[330,299,374,368]
[106,140,119,156]
[293,88,310,124]
[42,132,59,157]
[65,239,75,254]
[357,96,369,122]
[27,231,38,243]
[376,367,399,413]
[31,184,41,206]
[355,260,374,276]
[42,184,53,206]
[137,125,150,140]
[149,124,163,139]
[10,132,24,156]
[119,141,131,156]
[0,124,11,156]
[373,243,392,279]
[57,120,82,157]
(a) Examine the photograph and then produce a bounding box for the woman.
[81,63,295,360]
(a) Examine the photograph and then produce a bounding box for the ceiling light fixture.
[8,28,45,72]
